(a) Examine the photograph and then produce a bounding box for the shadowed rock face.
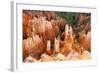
[23,10,67,39]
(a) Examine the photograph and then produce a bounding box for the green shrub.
[56,12,79,26]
